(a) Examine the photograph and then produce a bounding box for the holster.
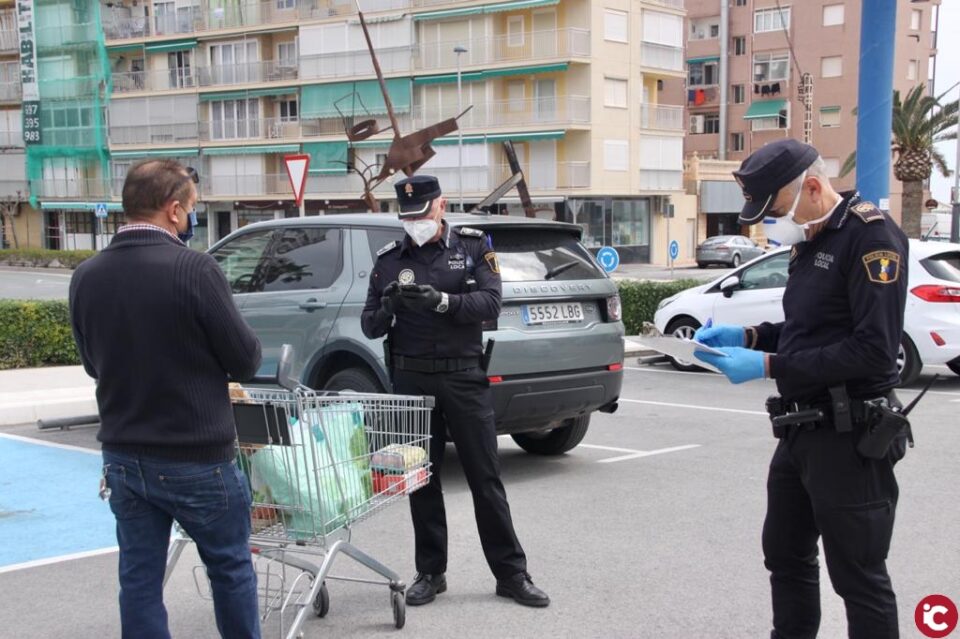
[856,401,910,460]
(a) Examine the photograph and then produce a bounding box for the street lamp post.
[454,45,467,212]
[952,82,960,243]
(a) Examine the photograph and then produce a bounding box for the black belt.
[392,355,480,373]
[768,395,887,438]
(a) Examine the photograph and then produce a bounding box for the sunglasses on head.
[185,166,199,184]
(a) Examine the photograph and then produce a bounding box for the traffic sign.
[95,203,109,219]
[596,246,620,273]
[284,154,310,207]
[669,240,679,260]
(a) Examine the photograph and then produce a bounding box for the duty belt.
[392,355,480,373]
[766,392,890,439]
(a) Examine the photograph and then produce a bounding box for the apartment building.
[675,0,941,237]
[0,0,701,265]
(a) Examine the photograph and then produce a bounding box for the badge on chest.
[398,269,416,285]
[447,253,466,270]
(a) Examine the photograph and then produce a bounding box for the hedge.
[616,279,702,335]
[0,300,81,369]
[0,248,96,269]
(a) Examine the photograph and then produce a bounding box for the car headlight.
[657,294,679,311]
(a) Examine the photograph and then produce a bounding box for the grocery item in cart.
[371,444,427,472]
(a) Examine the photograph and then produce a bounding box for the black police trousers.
[764,423,907,639]
[392,367,527,580]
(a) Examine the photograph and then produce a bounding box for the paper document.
[636,337,728,373]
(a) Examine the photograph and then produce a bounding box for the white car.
[653,239,960,385]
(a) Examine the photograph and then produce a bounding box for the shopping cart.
[163,348,433,637]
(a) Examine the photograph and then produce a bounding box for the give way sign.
[284,154,310,206]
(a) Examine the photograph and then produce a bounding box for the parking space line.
[597,444,701,464]
[0,432,99,455]
[0,547,118,576]
[579,443,651,454]
[619,398,768,416]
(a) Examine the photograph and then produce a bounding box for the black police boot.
[405,572,446,606]
[495,572,550,608]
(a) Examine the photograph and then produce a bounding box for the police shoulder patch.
[376,240,400,257]
[483,251,500,274]
[457,226,484,238]
[851,201,885,224]
[862,250,901,284]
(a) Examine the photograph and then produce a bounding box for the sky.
[930,1,958,205]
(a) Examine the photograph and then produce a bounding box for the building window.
[703,113,720,134]
[167,50,192,89]
[277,41,297,68]
[276,0,294,9]
[688,60,718,86]
[819,106,841,128]
[910,8,922,31]
[753,52,789,82]
[907,59,918,81]
[754,7,790,33]
[507,16,524,46]
[507,80,525,112]
[733,36,746,56]
[733,84,746,104]
[823,4,844,27]
[731,132,744,152]
[604,77,628,108]
[821,56,842,78]
[210,98,260,140]
[734,0,747,6]
[603,139,629,171]
[690,16,720,40]
[751,106,789,131]
[604,9,627,43]
[823,157,841,178]
[279,99,298,122]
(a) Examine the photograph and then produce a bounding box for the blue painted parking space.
[0,435,115,568]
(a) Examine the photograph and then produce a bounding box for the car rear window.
[485,228,604,282]
[702,237,729,247]
[921,251,960,282]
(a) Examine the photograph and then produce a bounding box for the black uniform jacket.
[753,192,909,402]
[361,222,501,359]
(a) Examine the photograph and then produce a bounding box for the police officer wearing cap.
[694,140,909,639]
[361,175,549,609]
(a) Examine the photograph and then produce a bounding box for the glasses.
[185,166,199,184]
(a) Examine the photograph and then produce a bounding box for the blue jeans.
[102,450,260,639]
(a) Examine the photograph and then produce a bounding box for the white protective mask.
[762,171,835,246]
[402,218,439,246]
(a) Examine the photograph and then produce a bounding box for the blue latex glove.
[695,347,766,384]
[694,318,745,348]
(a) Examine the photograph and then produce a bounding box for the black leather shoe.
[495,572,550,607]
[405,572,446,606]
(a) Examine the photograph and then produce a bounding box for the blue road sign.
[597,246,620,273]
[669,240,679,260]
[94,203,108,219]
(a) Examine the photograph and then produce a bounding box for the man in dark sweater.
[69,159,263,639]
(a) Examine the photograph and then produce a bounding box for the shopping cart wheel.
[312,582,330,618]
[391,590,405,629]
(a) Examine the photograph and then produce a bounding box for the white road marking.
[579,443,651,454]
[619,398,768,416]
[0,432,100,455]
[0,547,118,575]
[597,444,702,464]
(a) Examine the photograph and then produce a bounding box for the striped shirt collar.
[117,222,184,245]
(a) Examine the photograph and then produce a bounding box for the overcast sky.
[930,1,958,204]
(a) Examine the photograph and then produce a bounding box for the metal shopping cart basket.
[162,349,433,637]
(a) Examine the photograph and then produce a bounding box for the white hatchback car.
[653,239,960,385]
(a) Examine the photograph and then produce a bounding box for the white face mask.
[762,171,835,246]
[403,218,439,246]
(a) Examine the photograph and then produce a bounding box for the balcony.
[197,61,299,87]
[0,29,17,53]
[638,169,682,191]
[199,118,302,142]
[30,177,111,200]
[640,42,684,73]
[0,130,24,147]
[300,46,415,81]
[34,23,100,49]
[412,96,590,130]
[109,122,200,146]
[203,173,293,198]
[0,81,21,103]
[640,104,684,131]
[112,68,198,93]
[642,0,683,8]
[416,29,590,72]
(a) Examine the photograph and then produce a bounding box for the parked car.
[696,235,765,269]
[654,239,960,386]
[209,213,624,455]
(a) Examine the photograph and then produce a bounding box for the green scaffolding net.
[24,0,112,207]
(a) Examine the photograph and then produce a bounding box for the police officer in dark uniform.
[694,140,910,639]
[360,175,549,608]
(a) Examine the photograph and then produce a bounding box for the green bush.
[617,279,702,335]
[0,248,96,269]
[0,300,80,369]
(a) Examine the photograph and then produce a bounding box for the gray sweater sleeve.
[198,257,262,381]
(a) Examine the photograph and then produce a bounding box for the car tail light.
[606,295,622,321]
[488,375,503,384]
[931,332,946,346]
[911,285,960,303]
[608,363,623,371]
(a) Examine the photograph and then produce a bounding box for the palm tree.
[840,84,957,238]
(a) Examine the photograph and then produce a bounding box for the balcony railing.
[199,118,302,142]
[34,23,100,48]
[640,103,684,130]
[641,42,684,73]
[0,81,21,102]
[638,169,683,191]
[197,61,299,87]
[0,130,24,147]
[0,29,17,53]
[202,173,294,197]
[112,68,198,93]
[109,122,201,146]
[642,0,684,8]
[411,96,590,130]
[299,46,415,81]
[30,178,111,199]
[416,29,590,72]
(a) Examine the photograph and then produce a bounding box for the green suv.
[209,213,624,454]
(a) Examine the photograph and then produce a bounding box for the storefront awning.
[686,56,720,65]
[744,99,787,120]
[40,201,123,212]
[413,63,568,85]
[200,87,298,101]
[304,141,349,174]
[111,148,200,159]
[144,39,197,54]
[203,144,301,156]
[414,0,559,20]
[300,79,411,119]
[106,44,145,54]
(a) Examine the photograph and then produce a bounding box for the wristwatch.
[434,292,449,313]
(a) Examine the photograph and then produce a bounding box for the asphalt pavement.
[1,363,957,638]
[0,267,75,300]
